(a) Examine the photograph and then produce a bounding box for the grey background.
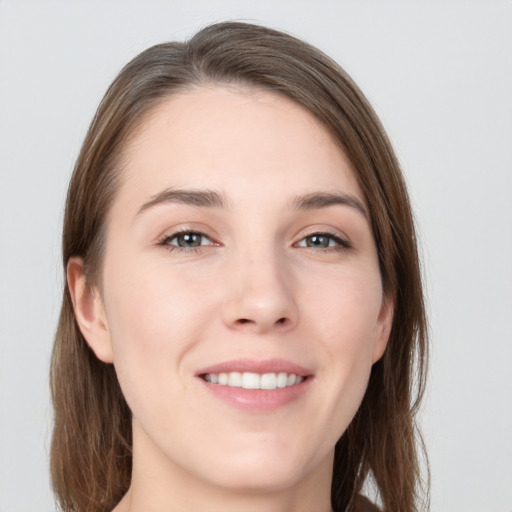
[1,1,511,511]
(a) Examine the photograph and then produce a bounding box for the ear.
[372,294,394,364]
[67,257,114,363]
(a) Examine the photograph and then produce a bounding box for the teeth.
[228,372,242,387]
[287,373,297,386]
[260,373,276,390]
[277,372,288,388]
[203,371,304,389]
[242,372,260,389]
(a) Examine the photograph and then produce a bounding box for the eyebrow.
[136,187,367,219]
[290,192,368,219]
[137,188,230,215]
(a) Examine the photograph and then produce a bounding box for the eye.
[158,230,214,251]
[296,232,351,251]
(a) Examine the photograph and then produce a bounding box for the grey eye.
[169,232,211,248]
[296,232,351,251]
[298,234,338,249]
[304,234,332,248]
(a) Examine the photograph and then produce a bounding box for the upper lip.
[196,358,313,378]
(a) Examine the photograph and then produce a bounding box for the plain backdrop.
[0,1,511,511]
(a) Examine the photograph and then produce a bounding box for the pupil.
[178,233,201,247]
[308,235,328,248]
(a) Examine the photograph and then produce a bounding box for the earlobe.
[67,257,114,363]
[372,295,394,364]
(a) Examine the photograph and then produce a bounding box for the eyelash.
[157,229,215,254]
[296,231,352,252]
[157,229,352,254]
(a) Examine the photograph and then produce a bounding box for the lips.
[196,358,313,412]
[196,357,312,377]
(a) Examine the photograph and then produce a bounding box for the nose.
[221,249,298,335]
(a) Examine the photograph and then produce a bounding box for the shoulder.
[353,495,381,512]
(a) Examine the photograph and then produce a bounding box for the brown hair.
[50,21,429,512]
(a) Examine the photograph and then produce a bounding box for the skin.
[68,85,393,512]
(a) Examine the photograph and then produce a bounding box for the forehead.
[115,85,364,214]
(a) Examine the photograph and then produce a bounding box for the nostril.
[235,317,288,327]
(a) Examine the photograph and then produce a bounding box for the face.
[71,85,392,496]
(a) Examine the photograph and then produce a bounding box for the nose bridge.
[222,238,298,333]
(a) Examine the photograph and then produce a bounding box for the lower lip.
[200,378,312,412]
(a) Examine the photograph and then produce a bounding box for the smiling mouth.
[197,360,313,411]
[201,371,306,390]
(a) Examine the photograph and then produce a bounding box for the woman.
[50,21,428,512]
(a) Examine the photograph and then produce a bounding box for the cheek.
[105,256,216,347]
[101,257,219,410]
[307,265,383,352]
[303,266,383,411]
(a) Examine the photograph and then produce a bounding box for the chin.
[198,446,313,494]
[213,465,302,494]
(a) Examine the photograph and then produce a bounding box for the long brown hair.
[50,21,429,512]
